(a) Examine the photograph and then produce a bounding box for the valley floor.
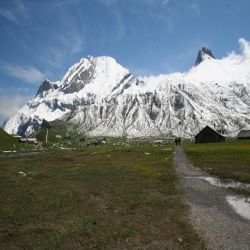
[0,142,204,249]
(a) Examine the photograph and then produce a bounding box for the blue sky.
[0,0,249,124]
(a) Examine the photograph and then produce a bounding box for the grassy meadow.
[0,141,205,249]
[183,140,250,183]
[0,128,37,153]
[0,128,19,151]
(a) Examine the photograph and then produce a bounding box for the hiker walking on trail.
[175,138,178,146]
[177,137,181,145]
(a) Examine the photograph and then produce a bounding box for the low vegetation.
[227,187,250,197]
[34,127,58,144]
[183,140,250,183]
[0,128,36,152]
[0,128,17,149]
[0,141,205,249]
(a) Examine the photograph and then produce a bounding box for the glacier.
[3,39,250,138]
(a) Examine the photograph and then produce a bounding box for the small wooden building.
[195,126,225,143]
[237,130,250,140]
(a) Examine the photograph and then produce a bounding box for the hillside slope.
[0,127,17,149]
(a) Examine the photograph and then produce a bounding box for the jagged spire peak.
[195,47,215,66]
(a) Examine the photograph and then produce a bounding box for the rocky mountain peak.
[36,80,58,97]
[195,47,215,66]
[59,55,130,95]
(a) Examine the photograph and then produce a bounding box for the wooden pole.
[46,129,48,143]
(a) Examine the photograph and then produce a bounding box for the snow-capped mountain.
[4,39,250,137]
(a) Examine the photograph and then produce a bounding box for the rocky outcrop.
[195,47,215,66]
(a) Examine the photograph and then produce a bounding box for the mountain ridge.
[4,40,250,138]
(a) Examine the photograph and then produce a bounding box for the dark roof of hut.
[237,130,250,138]
[195,125,225,138]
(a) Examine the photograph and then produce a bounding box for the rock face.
[36,80,59,97]
[195,47,215,66]
[3,49,250,138]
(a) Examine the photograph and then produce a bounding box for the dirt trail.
[174,146,250,250]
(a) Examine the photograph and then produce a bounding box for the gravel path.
[174,146,250,250]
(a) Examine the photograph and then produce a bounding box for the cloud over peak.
[239,38,250,60]
[0,94,30,124]
[224,38,250,63]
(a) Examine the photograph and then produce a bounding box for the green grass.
[227,187,250,197]
[33,127,81,149]
[0,128,39,153]
[34,127,58,144]
[183,140,250,183]
[0,128,18,150]
[32,119,75,144]
[118,228,135,238]
[0,142,205,249]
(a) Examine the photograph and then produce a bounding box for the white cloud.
[239,38,250,59]
[0,95,29,122]
[0,63,46,84]
[225,38,250,62]
[0,0,29,24]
